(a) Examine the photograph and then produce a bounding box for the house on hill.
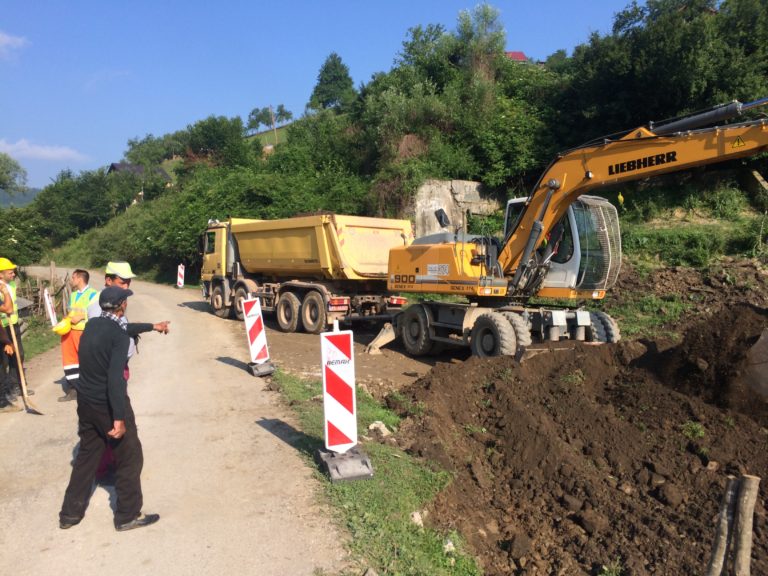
[505,51,530,63]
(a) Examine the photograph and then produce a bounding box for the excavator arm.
[502,97,768,294]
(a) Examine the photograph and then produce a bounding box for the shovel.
[8,324,43,415]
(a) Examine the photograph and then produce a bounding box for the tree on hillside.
[0,153,27,196]
[247,104,293,134]
[125,130,189,166]
[309,53,357,112]
[186,115,255,168]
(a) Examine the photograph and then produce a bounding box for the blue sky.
[1,1,624,189]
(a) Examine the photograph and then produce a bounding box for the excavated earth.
[383,260,768,575]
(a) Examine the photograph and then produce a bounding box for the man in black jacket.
[59,286,160,532]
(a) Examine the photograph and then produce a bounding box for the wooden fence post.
[706,475,738,576]
[733,475,761,576]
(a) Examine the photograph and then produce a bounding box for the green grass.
[603,294,696,340]
[22,316,61,359]
[272,370,481,575]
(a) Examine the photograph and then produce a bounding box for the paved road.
[0,275,348,576]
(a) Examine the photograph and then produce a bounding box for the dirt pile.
[392,305,768,575]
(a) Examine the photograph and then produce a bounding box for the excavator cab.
[504,195,622,293]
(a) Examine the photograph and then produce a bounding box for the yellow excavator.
[370,97,768,358]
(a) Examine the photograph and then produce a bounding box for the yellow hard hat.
[0,257,17,271]
[105,261,136,279]
[52,317,72,336]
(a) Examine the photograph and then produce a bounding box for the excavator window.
[204,231,216,254]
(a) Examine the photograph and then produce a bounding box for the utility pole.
[270,105,277,146]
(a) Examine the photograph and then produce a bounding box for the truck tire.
[587,311,621,343]
[276,292,301,333]
[500,312,533,347]
[470,313,517,357]
[233,286,250,322]
[401,305,433,356]
[301,291,327,334]
[211,285,232,319]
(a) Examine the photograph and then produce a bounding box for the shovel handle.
[7,323,42,415]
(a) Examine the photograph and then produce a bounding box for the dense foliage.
[2,0,767,276]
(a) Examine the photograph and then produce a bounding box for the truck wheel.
[401,305,433,356]
[500,312,533,347]
[211,285,232,319]
[276,292,301,333]
[233,286,249,322]
[470,313,517,357]
[587,311,621,343]
[301,291,327,334]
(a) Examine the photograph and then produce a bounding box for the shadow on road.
[255,417,321,457]
[215,356,252,373]
[179,301,210,313]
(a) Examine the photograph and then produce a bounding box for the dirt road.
[0,276,417,576]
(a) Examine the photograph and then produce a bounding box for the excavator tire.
[470,313,517,357]
[500,312,533,347]
[587,311,620,343]
[233,286,249,322]
[301,291,327,334]
[276,292,301,333]
[401,305,433,356]
[211,285,232,319]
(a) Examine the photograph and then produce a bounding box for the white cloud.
[0,139,88,162]
[0,31,29,60]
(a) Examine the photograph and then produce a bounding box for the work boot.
[58,388,77,402]
[11,385,33,396]
[115,513,160,532]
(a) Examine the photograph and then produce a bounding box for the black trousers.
[60,397,144,525]
[1,324,24,391]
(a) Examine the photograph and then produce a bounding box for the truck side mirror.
[435,209,451,229]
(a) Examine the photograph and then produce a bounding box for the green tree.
[309,52,357,111]
[247,107,272,133]
[0,153,27,196]
[186,115,254,168]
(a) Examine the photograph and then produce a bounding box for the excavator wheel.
[401,305,434,356]
[276,292,301,333]
[301,291,327,335]
[500,312,533,347]
[211,285,232,319]
[587,311,621,343]
[470,313,517,357]
[233,286,250,322]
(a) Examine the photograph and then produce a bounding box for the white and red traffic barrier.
[321,326,357,453]
[177,263,185,288]
[242,296,275,376]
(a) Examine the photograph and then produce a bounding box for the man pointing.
[59,286,159,531]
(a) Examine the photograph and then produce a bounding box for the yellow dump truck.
[200,214,413,333]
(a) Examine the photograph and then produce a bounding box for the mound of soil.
[392,305,768,575]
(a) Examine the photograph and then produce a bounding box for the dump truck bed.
[230,214,412,281]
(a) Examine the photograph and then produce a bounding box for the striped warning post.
[321,329,357,453]
[177,263,185,288]
[243,297,270,364]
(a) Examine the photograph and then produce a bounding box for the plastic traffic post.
[43,287,58,326]
[315,324,374,482]
[242,297,275,377]
[176,264,185,288]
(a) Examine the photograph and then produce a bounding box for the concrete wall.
[410,179,502,238]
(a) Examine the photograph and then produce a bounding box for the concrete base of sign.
[315,447,374,482]
[248,361,276,377]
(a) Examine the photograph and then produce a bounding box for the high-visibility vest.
[69,286,99,331]
[0,281,18,327]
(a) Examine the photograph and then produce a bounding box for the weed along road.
[0,275,349,576]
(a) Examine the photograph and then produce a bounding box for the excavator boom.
[503,98,768,292]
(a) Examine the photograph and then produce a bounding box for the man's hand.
[68,312,85,324]
[108,420,126,439]
[153,321,170,334]
[3,344,13,356]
